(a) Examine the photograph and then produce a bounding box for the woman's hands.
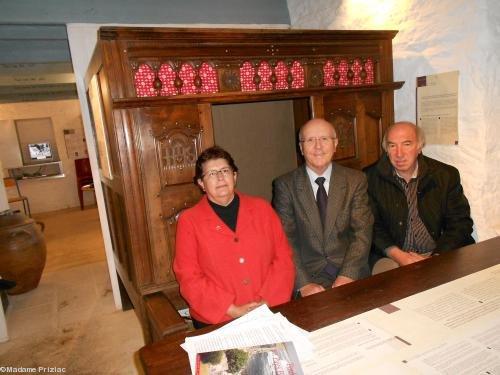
[226,300,267,318]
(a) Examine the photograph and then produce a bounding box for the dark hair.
[194,146,238,183]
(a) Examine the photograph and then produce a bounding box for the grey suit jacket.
[272,163,373,289]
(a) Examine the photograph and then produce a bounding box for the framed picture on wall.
[15,117,60,166]
[88,74,113,180]
[28,142,52,160]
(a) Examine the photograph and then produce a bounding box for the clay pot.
[0,211,46,295]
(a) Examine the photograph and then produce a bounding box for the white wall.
[287,0,500,239]
[0,99,94,214]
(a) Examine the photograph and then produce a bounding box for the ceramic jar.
[0,212,46,295]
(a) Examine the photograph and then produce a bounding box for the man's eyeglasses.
[299,136,336,146]
[202,167,233,179]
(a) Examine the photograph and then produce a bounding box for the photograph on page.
[195,341,304,375]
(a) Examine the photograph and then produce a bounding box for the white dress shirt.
[305,163,332,199]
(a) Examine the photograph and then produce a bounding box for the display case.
[8,161,64,180]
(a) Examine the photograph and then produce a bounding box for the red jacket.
[173,193,295,324]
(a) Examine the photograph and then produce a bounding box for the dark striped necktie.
[315,177,327,227]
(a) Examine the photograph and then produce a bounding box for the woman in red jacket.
[173,146,295,327]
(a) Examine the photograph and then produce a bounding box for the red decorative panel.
[257,61,273,91]
[134,57,376,97]
[323,58,376,87]
[351,59,363,85]
[275,61,289,90]
[134,64,157,97]
[240,61,256,92]
[199,63,219,94]
[158,64,177,96]
[323,60,336,87]
[290,61,305,89]
[338,59,349,86]
[364,58,374,84]
[179,63,196,95]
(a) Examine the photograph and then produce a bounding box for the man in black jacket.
[365,121,474,274]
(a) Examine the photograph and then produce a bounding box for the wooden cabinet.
[86,27,403,342]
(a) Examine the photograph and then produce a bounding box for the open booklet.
[181,305,313,374]
[196,341,304,375]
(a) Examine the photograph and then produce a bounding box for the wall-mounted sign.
[417,71,459,145]
[63,127,88,160]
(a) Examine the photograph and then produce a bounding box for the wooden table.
[139,236,500,374]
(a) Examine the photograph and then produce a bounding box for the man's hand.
[332,275,354,288]
[226,301,265,318]
[299,283,325,297]
[387,246,429,266]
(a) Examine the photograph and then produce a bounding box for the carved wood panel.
[132,104,213,288]
[154,126,201,187]
[323,94,357,162]
[160,184,202,265]
[330,111,357,161]
[102,183,133,283]
[321,92,382,169]
[359,92,383,166]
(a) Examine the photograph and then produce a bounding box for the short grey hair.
[381,122,426,151]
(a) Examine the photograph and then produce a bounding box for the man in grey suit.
[272,118,373,297]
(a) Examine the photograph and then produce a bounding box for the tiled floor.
[0,208,145,374]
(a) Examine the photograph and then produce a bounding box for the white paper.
[406,321,500,374]
[351,265,500,373]
[417,71,459,145]
[181,305,312,374]
[301,317,406,374]
[300,264,500,374]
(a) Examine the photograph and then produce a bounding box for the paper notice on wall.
[417,71,459,145]
[64,127,88,160]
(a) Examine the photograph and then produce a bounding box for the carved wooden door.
[132,103,214,290]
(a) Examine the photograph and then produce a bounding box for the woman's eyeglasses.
[202,167,233,179]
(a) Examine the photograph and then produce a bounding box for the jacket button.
[399,221,403,226]
[242,278,250,285]
[234,237,239,242]
[239,257,245,264]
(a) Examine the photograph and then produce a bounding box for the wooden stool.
[3,177,31,217]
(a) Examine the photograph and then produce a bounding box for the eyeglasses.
[299,136,336,146]
[202,167,233,179]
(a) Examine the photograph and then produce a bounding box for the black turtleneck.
[208,194,240,232]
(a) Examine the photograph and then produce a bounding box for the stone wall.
[287,0,500,239]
